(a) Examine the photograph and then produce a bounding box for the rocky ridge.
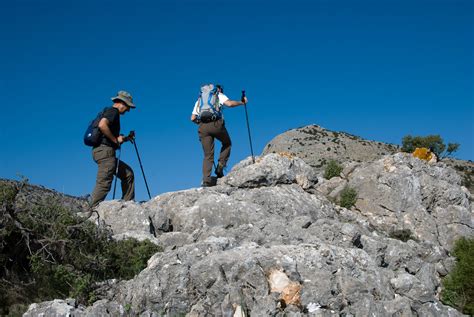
[262,125,399,171]
[24,151,473,316]
[262,125,474,194]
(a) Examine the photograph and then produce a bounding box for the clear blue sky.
[1,0,473,201]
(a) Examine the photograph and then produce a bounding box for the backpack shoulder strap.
[92,107,108,126]
[208,89,220,114]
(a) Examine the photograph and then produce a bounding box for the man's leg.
[199,124,215,184]
[90,148,117,207]
[215,120,232,172]
[117,160,135,201]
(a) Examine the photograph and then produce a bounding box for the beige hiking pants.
[90,145,134,207]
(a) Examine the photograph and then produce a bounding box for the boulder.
[345,153,472,251]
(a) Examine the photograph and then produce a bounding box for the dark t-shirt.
[100,107,120,149]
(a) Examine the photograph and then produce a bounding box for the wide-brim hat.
[111,90,136,108]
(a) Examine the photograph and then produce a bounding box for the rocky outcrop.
[262,125,474,196]
[262,125,399,172]
[317,153,472,252]
[24,152,472,316]
[443,158,474,195]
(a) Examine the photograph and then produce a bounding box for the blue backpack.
[198,84,221,123]
[83,108,107,147]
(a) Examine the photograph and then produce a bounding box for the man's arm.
[191,100,200,123]
[223,96,248,108]
[98,118,125,145]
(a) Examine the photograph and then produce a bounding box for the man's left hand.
[123,131,136,142]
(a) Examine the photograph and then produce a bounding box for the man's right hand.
[191,114,200,124]
[123,131,135,143]
[117,135,126,144]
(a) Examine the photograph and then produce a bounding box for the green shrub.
[401,134,459,159]
[339,186,357,209]
[389,229,417,242]
[25,203,162,303]
[0,181,162,315]
[441,237,474,315]
[106,238,160,279]
[0,182,17,205]
[324,160,343,179]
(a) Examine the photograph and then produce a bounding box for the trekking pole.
[242,90,255,164]
[130,135,152,200]
[112,147,121,199]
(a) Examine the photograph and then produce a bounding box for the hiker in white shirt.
[191,84,248,186]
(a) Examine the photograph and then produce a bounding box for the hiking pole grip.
[242,90,255,164]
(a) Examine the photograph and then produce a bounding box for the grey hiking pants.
[90,145,134,207]
[198,119,232,183]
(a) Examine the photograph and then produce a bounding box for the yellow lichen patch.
[260,151,298,163]
[277,151,298,159]
[412,147,433,161]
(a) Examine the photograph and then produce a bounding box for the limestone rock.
[25,150,472,316]
[220,153,318,189]
[346,153,472,251]
[23,299,80,317]
[262,125,399,173]
[261,125,474,195]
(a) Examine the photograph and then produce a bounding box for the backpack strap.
[207,91,219,115]
[197,94,204,116]
[93,107,108,127]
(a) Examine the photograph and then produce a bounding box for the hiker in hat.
[90,91,136,207]
[191,84,248,187]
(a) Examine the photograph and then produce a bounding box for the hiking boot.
[201,177,217,187]
[215,164,225,178]
[201,181,215,187]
